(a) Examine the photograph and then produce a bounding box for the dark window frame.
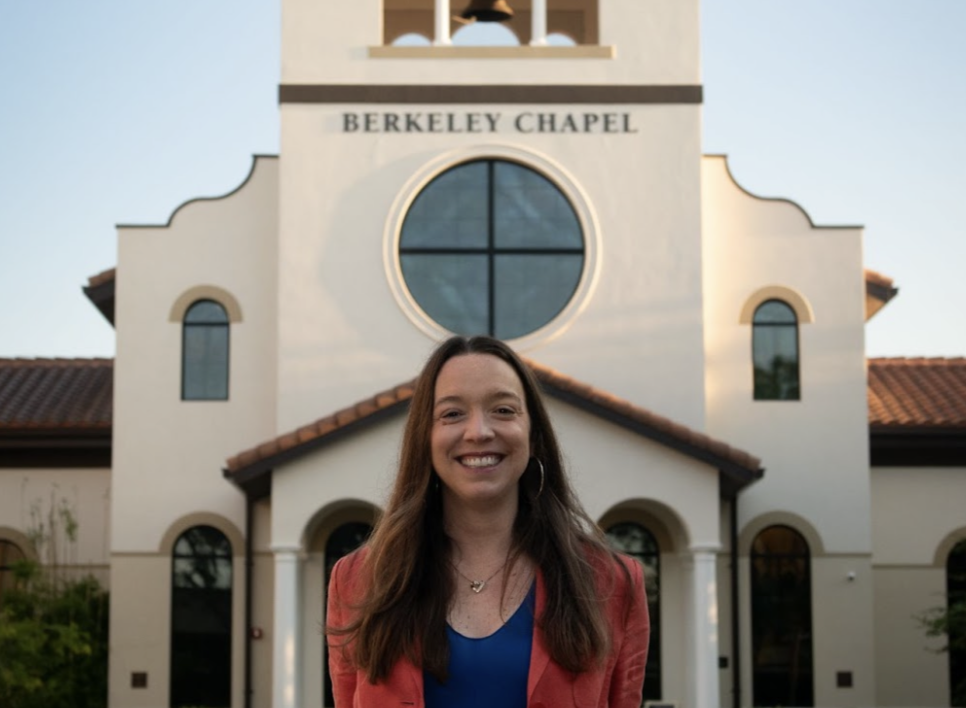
[947,539,966,706]
[0,539,26,608]
[752,299,801,401]
[181,299,230,401]
[605,521,662,702]
[170,525,233,708]
[323,522,373,708]
[750,524,814,707]
[399,158,584,340]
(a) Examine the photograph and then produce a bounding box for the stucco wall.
[276,105,707,433]
[0,467,111,580]
[702,155,870,554]
[112,155,279,553]
[872,466,966,706]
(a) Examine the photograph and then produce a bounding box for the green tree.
[919,539,966,707]
[919,600,966,706]
[0,491,109,708]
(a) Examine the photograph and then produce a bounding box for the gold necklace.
[451,560,506,594]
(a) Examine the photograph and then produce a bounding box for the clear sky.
[1,0,963,359]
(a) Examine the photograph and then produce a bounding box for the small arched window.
[0,539,26,608]
[751,525,814,707]
[946,539,966,705]
[605,521,662,702]
[182,300,229,400]
[753,300,800,400]
[170,525,232,708]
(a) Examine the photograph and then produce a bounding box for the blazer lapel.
[527,568,552,701]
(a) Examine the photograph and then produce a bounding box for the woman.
[327,335,649,707]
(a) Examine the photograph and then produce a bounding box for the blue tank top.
[423,583,535,708]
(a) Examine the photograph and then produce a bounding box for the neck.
[443,497,517,562]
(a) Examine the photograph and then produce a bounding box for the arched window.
[751,525,813,707]
[171,526,232,708]
[0,539,26,607]
[947,539,966,706]
[323,521,373,708]
[605,521,662,701]
[182,299,229,400]
[752,299,800,400]
[400,159,584,340]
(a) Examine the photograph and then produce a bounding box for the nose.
[463,410,495,441]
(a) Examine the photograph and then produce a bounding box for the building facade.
[1,1,965,707]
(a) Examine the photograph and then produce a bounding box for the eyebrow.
[433,390,524,408]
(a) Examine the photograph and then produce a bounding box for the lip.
[456,453,504,469]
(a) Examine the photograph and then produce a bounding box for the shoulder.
[329,546,370,597]
[585,543,643,581]
[585,545,645,603]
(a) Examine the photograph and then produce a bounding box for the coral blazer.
[326,548,649,708]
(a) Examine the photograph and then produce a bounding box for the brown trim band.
[279,84,702,105]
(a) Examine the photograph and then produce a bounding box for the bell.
[460,0,514,23]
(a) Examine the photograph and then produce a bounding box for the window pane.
[493,162,582,249]
[185,300,229,324]
[493,254,582,340]
[605,522,661,701]
[0,540,25,606]
[323,522,373,708]
[751,526,814,707]
[753,324,799,400]
[401,254,489,335]
[171,526,232,708]
[399,159,585,339]
[947,540,966,705]
[753,300,796,325]
[400,162,488,249]
[183,323,229,400]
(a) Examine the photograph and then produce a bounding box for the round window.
[399,159,584,340]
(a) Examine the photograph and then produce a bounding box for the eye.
[437,409,464,422]
[495,405,518,416]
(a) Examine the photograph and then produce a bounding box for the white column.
[434,0,452,46]
[687,545,721,708]
[272,545,302,708]
[530,0,548,45]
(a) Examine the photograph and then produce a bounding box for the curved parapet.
[703,154,862,231]
[117,154,279,229]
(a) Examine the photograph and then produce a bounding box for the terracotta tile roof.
[225,380,416,479]
[526,360,763,478]
[869,357,966,429]
[86,268,116,288]
[225,360,764,497]
[83,268,116,326]
[864,269,899,321]
[0,358,113,431]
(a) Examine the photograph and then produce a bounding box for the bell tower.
[275,0,708,432]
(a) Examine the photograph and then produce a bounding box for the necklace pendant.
[469,580,485,593]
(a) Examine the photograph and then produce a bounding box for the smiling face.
[431,353,532,512]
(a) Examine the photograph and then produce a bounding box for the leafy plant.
[918,599,966,707]
[0,490,109,708]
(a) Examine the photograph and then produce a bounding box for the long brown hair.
[329,335,625,682]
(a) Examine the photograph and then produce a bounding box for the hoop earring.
[533,458,545,498]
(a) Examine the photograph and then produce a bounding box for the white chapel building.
[1,1,965,707]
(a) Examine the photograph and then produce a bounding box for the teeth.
[461,455,501,468]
